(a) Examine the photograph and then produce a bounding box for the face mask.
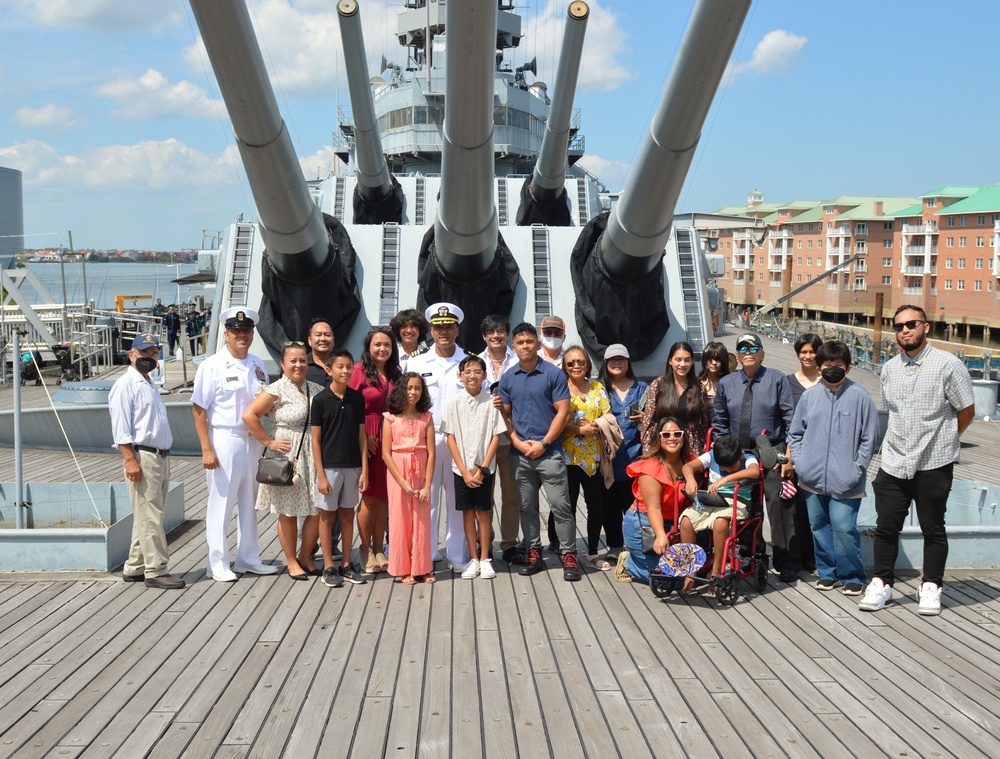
[821,366,846,384]
[135,356,158,374]
[541,336,564,351]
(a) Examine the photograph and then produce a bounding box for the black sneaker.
[842,582,864,596]
[562,552,581,582]
[779,568,799,583]
[339,563,368,585]
[816,578,835,591]
[323,566,344,588]
[502,547,526,565]
[518,548,544,576]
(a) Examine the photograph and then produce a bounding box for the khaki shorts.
[680,503,747,532]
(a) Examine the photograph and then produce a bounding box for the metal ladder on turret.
[414,177,426,225]
[498,179,508,226]
[576,179,589,224]
[379,224,400,324]
[675,228,708,354]
[333,177,346,222]
[531,225,552,320]
[227,223,254,308]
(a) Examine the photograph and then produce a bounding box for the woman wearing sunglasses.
[640,341,710,456]
[616,417,696,584]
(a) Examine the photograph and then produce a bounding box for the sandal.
[614,551,632,583]
[401,575,417,585]
[588,554,612,571]
[374,552,389,570]
[419,574,437,584]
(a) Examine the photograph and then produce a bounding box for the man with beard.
[859,305,974,617]
[110,332,185,589]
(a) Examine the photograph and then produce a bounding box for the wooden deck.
[4,332,1000,757]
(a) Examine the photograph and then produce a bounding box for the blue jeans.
[803,492,865,585]
[622,506,670,584]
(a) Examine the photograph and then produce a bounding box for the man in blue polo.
[713,332,801,582]
[498,322,579,581]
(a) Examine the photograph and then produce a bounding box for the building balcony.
[732,279,746,287]
[902,287,924,295]
[768,228,793,240]
[827,226,851,239]
[827,283,839,290]
[768,262,786,272]
[903,244,938,256]
[733,229,761,241]
[732,260,749,271]
[769,281,782,287]
[902,266,937,275]
[930,288,938,296]
[902,222,939,235]
[853,283,868,292]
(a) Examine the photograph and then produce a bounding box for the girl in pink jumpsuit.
[382,373,436,584]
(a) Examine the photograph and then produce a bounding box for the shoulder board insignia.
[409,345,429,357]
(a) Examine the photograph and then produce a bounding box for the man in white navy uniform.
[406,302,468,568]
[192,307,280,581]
[109,332,185,589]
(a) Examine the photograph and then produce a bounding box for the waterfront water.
[22,261,202,311]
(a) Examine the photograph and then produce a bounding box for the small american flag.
[780,479,798,499]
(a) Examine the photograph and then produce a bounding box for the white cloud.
[728,30,808,80]
[12,103,79,129]
[577,154,629,191]
[299,145,345,181]
[20,0,181,32]
[185,0,398,100]
[0,138,238,190]
[523,0,635,94]
[95,69,222,119]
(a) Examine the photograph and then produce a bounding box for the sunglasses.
[369,325,392,334]
[283,340,305,347]
[892,319,926,333]
[541,329,565,336]
[659,430,685,440]
[736,345,761,354]
[566,360,588,367]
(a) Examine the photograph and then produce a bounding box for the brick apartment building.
[711,186,1000,341]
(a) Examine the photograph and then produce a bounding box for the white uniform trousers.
[429,431,467,565]
[205,428,265,576]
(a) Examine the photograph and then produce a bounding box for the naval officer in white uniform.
[406,303,468,568]
[192,307,280,581]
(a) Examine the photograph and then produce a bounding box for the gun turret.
[337,0,403,224]
[571,0,751,359]
[189,0,360,351]
[517,1,589,226]
[417,0,519,351]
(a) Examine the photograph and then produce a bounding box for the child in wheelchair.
[679,434,760,593]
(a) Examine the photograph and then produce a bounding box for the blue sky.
[2,0,998,251]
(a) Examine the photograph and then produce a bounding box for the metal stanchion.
[13,329,26,529]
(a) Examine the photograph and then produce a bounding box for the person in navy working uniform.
[192,307,280,582]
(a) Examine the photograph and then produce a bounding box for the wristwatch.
[540,439,550,449]
[476,464,490,477]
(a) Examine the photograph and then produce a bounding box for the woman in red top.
[616,417,696,584]
[349,327,402,574]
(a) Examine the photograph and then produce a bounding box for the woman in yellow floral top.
[549,345,616,570]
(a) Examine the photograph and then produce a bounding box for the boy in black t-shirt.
[311,349,368,587]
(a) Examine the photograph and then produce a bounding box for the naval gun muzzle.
[517,1,589,227]
[189,0,361,351]
[337,0,403,224]
[416,0,519,352]
[570,0,751,359]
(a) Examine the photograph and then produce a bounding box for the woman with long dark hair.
[698,341,731,419]
[349,327,402,574]
[640,341,710,455]
[786,333,823,407]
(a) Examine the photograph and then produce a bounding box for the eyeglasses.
[566,360,587,367]
[736,345,761,354]
[659,430,685,440]
[483,328,508,336]
[283,340,305,347]
[462,369,485,376]
[892,319,926,333]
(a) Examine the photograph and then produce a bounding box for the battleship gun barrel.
[434,0,500,279]
[599,0,751,280]
[337,0,392,203]
[189,0,328,279]
[529,1,589,204]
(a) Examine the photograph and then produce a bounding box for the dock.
[2,332,1000,756]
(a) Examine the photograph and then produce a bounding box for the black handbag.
[255,383,310,487]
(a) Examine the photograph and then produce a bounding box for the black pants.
[167,331,178,353]
[606,479,634,518]
[765,466,806,572]
[872,465,953,586]
[547,466,622,555]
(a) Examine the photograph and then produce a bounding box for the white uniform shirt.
[108,366,173,449]
[441,389,507,475]
[191,348,269,430]
[406,344,467,432]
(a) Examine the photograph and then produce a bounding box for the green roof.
[885,202,923,218]
[835,197,919,220]
[710,203,782,217]
[919,185,983,199]
[933,184,1000,215]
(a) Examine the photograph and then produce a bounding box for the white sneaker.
[479,559,496,580]
[918,582,942,616]
[209,568,238,582]
[233,563,279,575]
[461,559,481,580]
[858,578,893,612]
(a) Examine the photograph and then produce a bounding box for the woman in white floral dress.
[243,344,325,579]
